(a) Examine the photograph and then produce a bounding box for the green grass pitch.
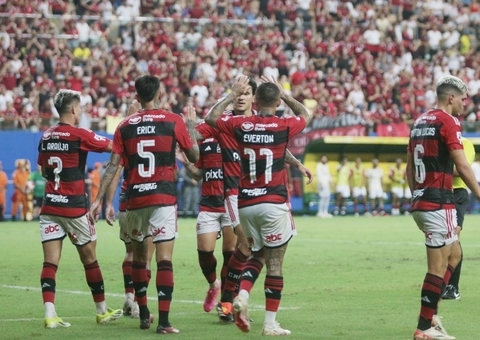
[1,215,480,339]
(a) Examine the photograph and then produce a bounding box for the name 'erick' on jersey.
[37,123,111,217]
[195,137,225,212]
[215,114,306,208]
[113,109,194,210]
[407,109,463,211]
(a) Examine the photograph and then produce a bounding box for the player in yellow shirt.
[443,137,475,300]
[351,157,367,216]
[389,158,406,216]
[333,156,351,216]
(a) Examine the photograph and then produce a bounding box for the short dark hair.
[135,75,160,102]
[436,76,467,101]
[54,89,80,115]
[255,83,280,107]
[247,76,257,95]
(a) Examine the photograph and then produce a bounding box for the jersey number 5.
[138,140,155,178]
[244,147,273,184]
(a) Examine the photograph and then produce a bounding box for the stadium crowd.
[1,0,480,133]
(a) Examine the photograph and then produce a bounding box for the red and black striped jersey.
[407,109,463,211]
[196,110,256,198]
[37,123,110,217]
[113,109,194,210]
[216,114,306,208]
[195,137,225,213]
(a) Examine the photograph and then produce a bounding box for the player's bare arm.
[183,161,203,181]
[285,149,313,184]
[184,145,200,164]
[405,151,415,194]
[105,140,113,152]
[204,75,250,128]
[89,152,122,223]
[184,105,205,141]
[104,164,124,226]
[451,149,480,198]
[261,75,313,125]
[184,105,204,142]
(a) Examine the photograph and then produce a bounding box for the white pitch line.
[0,312,198,322]
[1,285,299,312]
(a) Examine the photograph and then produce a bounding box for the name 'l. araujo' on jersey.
[196,137,225,213]
[195,110,257,198]
[215,114,306,208]
[37,123,111,217]
[113,109,194,210]
[407,108,464,211]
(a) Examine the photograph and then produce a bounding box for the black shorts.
[33,196,44,208]
[454,188,469,228]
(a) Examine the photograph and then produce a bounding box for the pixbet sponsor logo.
[205,169,223,181]
[45,224,60,234]
[265,233,282,242]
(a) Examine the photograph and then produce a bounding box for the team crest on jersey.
[129,116,142,124]
[241,122,254,132]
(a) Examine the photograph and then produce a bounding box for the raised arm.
[204,75,250,128]
[261,75,313,125]
[184,105,206,142]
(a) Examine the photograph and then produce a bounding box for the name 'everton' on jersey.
[37,123,111,217]
[407,109,464,211]
[195,138,225,212]
[215,114,306,208]
[113,109,194,210]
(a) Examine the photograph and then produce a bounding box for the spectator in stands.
[179,164,200,218]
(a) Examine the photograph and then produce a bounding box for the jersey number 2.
[244,148,273,184]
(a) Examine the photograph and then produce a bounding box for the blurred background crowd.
[2,0,480,134]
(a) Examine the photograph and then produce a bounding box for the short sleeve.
[112,126,124,156]
[174,115,194,151]
[79,128,111,153]
[284,116,307,138]
[442,117,463,152]
[195,121,218,140]
[215,115,237,135]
